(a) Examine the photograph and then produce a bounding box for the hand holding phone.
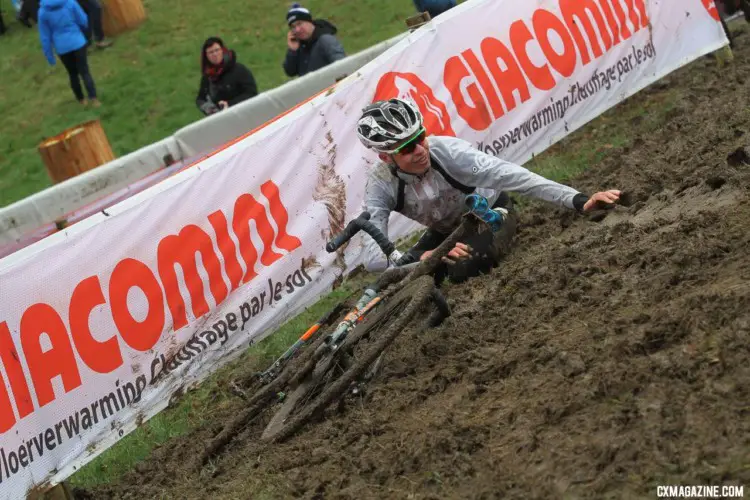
[287,30,300,50]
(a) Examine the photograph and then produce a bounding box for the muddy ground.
[84,32,750,500]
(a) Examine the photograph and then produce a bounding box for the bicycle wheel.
[198,302,348,467]
[261,275,436,443]
[261,342,346,441]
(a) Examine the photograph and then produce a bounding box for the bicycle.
[198,194,516,466]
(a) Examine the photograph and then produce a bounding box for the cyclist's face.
[381,131,430,174]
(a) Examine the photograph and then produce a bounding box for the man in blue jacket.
[39,0,100,106]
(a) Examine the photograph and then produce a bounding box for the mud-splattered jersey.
[362,135,581,271]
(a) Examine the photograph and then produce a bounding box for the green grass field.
[0,0,420,207]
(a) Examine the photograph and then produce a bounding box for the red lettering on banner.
[370,0,653,139]
[110,258,165,350]
[260,181,303,253]
[373,72,456,136]
[444,55,493,130]
[532,9,577,78]
[0,365,15,432]
[70,277,122,373]
[510,20,556,91]
[232,194,284,283]
[701,0,720,20]
[462,49,505,119]
[207,210,244,291]
[20,304,81,407]
[158,226,229,330]
[608,0,633,41]
[0,322,34,431]
[481,37,531,115]
[621,0,650,29]
[0,174,301,432]
[598,0,621,46]
[560,0,613,66]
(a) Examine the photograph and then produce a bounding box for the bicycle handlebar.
[326,212,395,255]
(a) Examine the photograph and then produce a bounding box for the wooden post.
[101,0,147,37]
[26,482,76,500]
[38,119,116,184]
[406,11,432,31]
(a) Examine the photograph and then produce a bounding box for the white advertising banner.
[0,0,727,496]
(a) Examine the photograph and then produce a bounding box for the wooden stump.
[406,11,431,31]
[38,120,116,183]
[101,0,146,37]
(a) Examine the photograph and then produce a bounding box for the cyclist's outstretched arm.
[430,136,585,210]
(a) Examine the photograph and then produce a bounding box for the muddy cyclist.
[356,97,621,281]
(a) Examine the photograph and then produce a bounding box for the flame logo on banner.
[373,72,456,137]
[701,0,720,20]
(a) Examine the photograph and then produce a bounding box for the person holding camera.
[196,37,258,116]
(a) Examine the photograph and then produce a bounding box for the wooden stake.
[406,11,432,31]
[101,0,147,37]
[38,119,116,184]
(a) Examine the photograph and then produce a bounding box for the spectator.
[76,0,112,49]
[413,0,456,19]
[39,0,100,106]
[196,37,258,116]
[17,0,40,27]
[283,3,345,78]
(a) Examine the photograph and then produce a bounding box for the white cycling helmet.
[357,98,423,153]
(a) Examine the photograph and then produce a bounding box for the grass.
[0,0,421,207]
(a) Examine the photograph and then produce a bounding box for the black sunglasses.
[392,129,427,155]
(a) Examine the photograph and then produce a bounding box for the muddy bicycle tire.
[261,275,436,443]
[261,345,341,441]
[261,285,415,441]
[197,304,346,467]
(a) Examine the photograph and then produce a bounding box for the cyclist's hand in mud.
[583,190,621,212]
[421,242,472,265]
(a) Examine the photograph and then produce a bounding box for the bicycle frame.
[256,195,492,385]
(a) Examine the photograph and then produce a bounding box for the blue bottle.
[464,194,506,232]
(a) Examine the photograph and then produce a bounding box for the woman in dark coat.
[196,37,258,116]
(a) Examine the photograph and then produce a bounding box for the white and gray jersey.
[362,135,581,271]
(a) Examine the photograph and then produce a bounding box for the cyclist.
[357,97,620,281]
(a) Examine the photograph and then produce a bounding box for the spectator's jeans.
[77,0,104,42]
[59,47,97,100]
[413,0,457,18]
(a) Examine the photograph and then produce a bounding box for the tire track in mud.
[85,30,750,500]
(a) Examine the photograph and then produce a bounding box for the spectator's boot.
[95,38,113,49]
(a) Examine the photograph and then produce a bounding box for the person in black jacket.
[283,3,345,78]
[196,37,258,116]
